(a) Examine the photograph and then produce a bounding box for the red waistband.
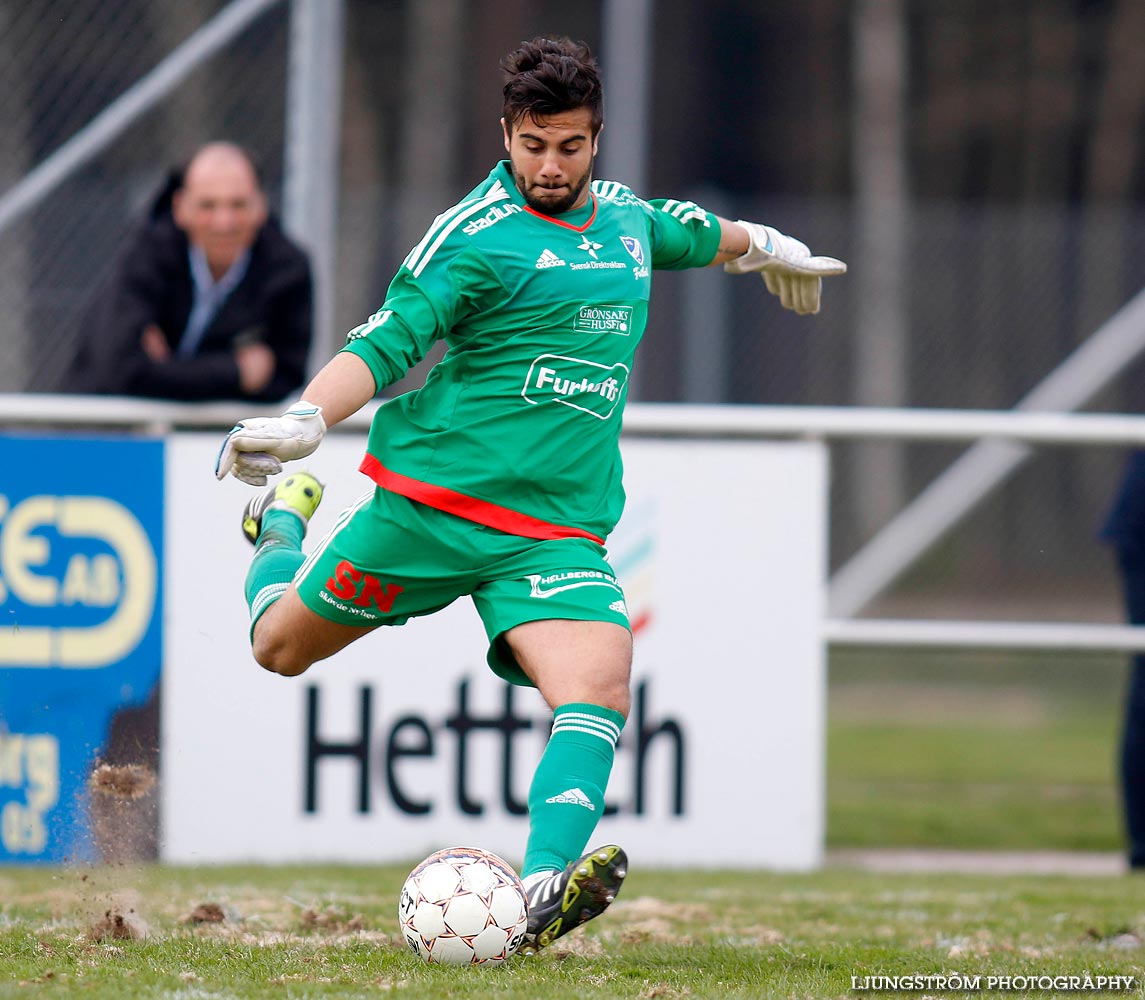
[359,453,606,546]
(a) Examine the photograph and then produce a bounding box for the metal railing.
[4,393,1145,653]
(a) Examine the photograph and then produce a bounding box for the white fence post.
[283,0,345,376]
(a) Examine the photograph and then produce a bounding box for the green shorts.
[293,488,631,685]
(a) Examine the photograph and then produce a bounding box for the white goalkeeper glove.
[214,401,326,485]
[723,221,847,315]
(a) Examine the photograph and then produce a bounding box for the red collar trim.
[524,194,598,233]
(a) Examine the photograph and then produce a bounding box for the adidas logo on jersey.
[545,787,596,811]
[536,248,567,269]
[609,599,629,617]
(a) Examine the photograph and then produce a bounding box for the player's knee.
[596,641,633,718]
[251,625,312,676]
[587,664,632,720]
[603,680,632,721]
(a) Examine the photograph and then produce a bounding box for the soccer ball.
[398,846,529,965]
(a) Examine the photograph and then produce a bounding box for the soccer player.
[215,37,846,953]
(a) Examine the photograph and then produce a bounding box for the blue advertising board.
[0,434,163,863]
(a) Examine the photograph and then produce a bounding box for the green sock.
[244,509,306,628]
[522,702,625,878]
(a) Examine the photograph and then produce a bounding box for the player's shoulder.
[403,175,518,274]
[592,179,712,228]
[650,197,712,226]
[591,178,649,211]
[434,175,518,241]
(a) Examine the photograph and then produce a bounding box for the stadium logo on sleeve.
[462,202,522,235]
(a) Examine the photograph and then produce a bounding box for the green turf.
[0,863,1142,999]
[826,648,1128,851]
[0,650,1140,995]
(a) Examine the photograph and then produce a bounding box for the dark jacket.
[68,176,313,402]
[1102,450,1145,566]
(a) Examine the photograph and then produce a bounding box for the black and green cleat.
[519,845,627,956]
[241,471,324,545]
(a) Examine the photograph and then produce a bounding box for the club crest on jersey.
[620,236,644,265]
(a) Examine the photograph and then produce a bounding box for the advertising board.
[0,435,163,863]
[163,435,826,869]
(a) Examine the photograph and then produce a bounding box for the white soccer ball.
[398,846,529,965]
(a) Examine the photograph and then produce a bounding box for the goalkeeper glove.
[214,401,326,485]
[723,221,847,315]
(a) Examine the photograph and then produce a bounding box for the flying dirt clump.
[88,763,157,800]
[87,763,159,863]
[300,905,366,934]
[182,903,227,925]
[87,906,150,941]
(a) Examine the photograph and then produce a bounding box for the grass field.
[1,648,1138,997]
[1,862,1143,999]
[827,647,1127,851]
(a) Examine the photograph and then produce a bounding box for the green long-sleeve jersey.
[342,160,722,544]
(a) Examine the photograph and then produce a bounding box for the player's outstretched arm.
[215,352,377,485]
[716,217,847,316]
[296,351,378,427]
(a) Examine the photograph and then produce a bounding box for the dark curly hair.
[500,37,603,135]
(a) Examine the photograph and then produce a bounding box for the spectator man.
[68,141,312,401]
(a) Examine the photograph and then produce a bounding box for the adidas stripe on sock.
[521,702,625,878]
